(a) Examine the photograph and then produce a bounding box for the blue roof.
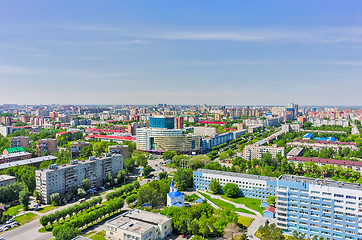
[173,202,183,207]
[195,198,203,203]
[170,180,174,188]
[168,191,183,198]
[142,203,152,207]
[313,137,335,142]
[303,133,313,138]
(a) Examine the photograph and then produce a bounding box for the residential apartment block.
[38,138,57,156]
[108,145,129,159]
[106,209,172,240]
[70,141,90,158]
[35,154,123,204]
[0,175,16,187]
[276,175,362,239]
[193,169,362,239]
[243,145,285,160]
[0,151,32,164]
[287,139,358,152]
[0,155,57,171]
[10,136,29,148]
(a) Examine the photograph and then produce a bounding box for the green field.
[3,205,22,216]
[237,216,254,228]
[36,205,58,213]
[198,192,256,215]
[14,213,38,225]
[221,195,265,215]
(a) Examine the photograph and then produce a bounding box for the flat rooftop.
[195,169,278,182]
[0,175,16,181]
[279,175,362,191]
[122,209,170,225]
[288,156,362,167]
[36,154,121,173]
[108,216,153,234]
[0,151,32,159]
[0,155,57,170]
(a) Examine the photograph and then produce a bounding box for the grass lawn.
[254,229,262,239]
[237,216,254,228]
[198,192,256,215]
[14,213,38,225]
[36,205,58,213]
[221,195,265,215]
[84,231,97,237]
[90,230,107,240]
[3,205,22,216]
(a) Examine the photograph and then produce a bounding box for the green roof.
[5,147,25,153]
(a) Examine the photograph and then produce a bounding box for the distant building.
[0,116,12,126]
[149,116,175,129]
[287,139,358,152]
[193,126,218,137]
[105,209,172,240]
[38,139,57,156]
[108,145,129,159]
[70,119,92,127]
[70,141,90,158]
[214,113,221,121]
[244,117,281,128]
[286,147,304,158]
[35,154,123,204]
[0,126,12,137]
[167,180,184,207]
[0,175,16,187]
[244,145,285,160]
[297,116,307,124]
[0,155,57,171]
[10,136,29,148]
[175,117,184,129]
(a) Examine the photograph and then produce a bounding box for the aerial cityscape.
[0,1,362,240]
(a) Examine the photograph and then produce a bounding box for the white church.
[167,180,185,207]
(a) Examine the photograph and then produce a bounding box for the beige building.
[108,145,129,159]
[286,140,358,152]
[106,209,172,240]
[35,154,123,204]
[0,175,16,187]
[244,145,285,160]
[38,138,57,156]
[193,126,217,137]
[70,141,90,158]
[10,136,29,148]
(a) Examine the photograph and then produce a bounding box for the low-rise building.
[106,209,172,240]
[0,155,57,171]
[0,175,16,187]
[243,145,285,160]
[0,151,32,164]
[287,139,358,152]
[35,154,123,204]
[286,147,304,158]
[3,146,25,155]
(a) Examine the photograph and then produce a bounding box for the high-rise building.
[0,126,12,137]
[35,154,123,204]
[175,117,184,129]
[38,139,57,156]
[149,116,175,129]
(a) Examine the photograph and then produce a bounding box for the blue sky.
[0,1,362,106]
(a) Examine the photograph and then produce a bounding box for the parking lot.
[0,218,20,233]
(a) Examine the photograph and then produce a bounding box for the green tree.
[158,171,168,180]
[173,168,193,191]
[162,150,177,160]
[82,179,91,191]
[258,223,285,240]
[143,166,152,178]
[77,188,86,197]
[19,189,30,210]
[267,195,276,206]
[222,183,239,198]
[124,158,135,173]
[210,179,221,194]
[50,193,61,206]
[33,190,42,202]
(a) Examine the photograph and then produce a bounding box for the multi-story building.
[108,145,129,159]
[287,139,358,152]
[70,119,92,127]
[175,116,184,129]
[0,151,32,164]
[287,156,362,174]
[0,175,16,187]
[193,169,277,200]
[70,141,90,158]
[35,154,123,204]
[276,175,362,239]
[244,117,282,128]
[243,145,285,160]
[0,126,12,137]
[193,169,362,239]
[3,146,25,155]
[149,116,174,129]
[307,117,349,127]
[193,126,218,137]
[38,138,57,156]
[0,116,12,126]
[105,209,172,240]
[10,136,29,148]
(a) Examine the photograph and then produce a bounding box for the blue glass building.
[149,116,175,129]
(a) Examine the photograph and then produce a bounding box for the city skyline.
[1,1,362,105]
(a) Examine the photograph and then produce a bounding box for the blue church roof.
[195,198,203,203]
[170,180,174,188]
[168,191,183,198]
[173,202,183,207]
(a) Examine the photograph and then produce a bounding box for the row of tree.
[105,181,140,201]
[52,197,124,240]
[40,197,102,228]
